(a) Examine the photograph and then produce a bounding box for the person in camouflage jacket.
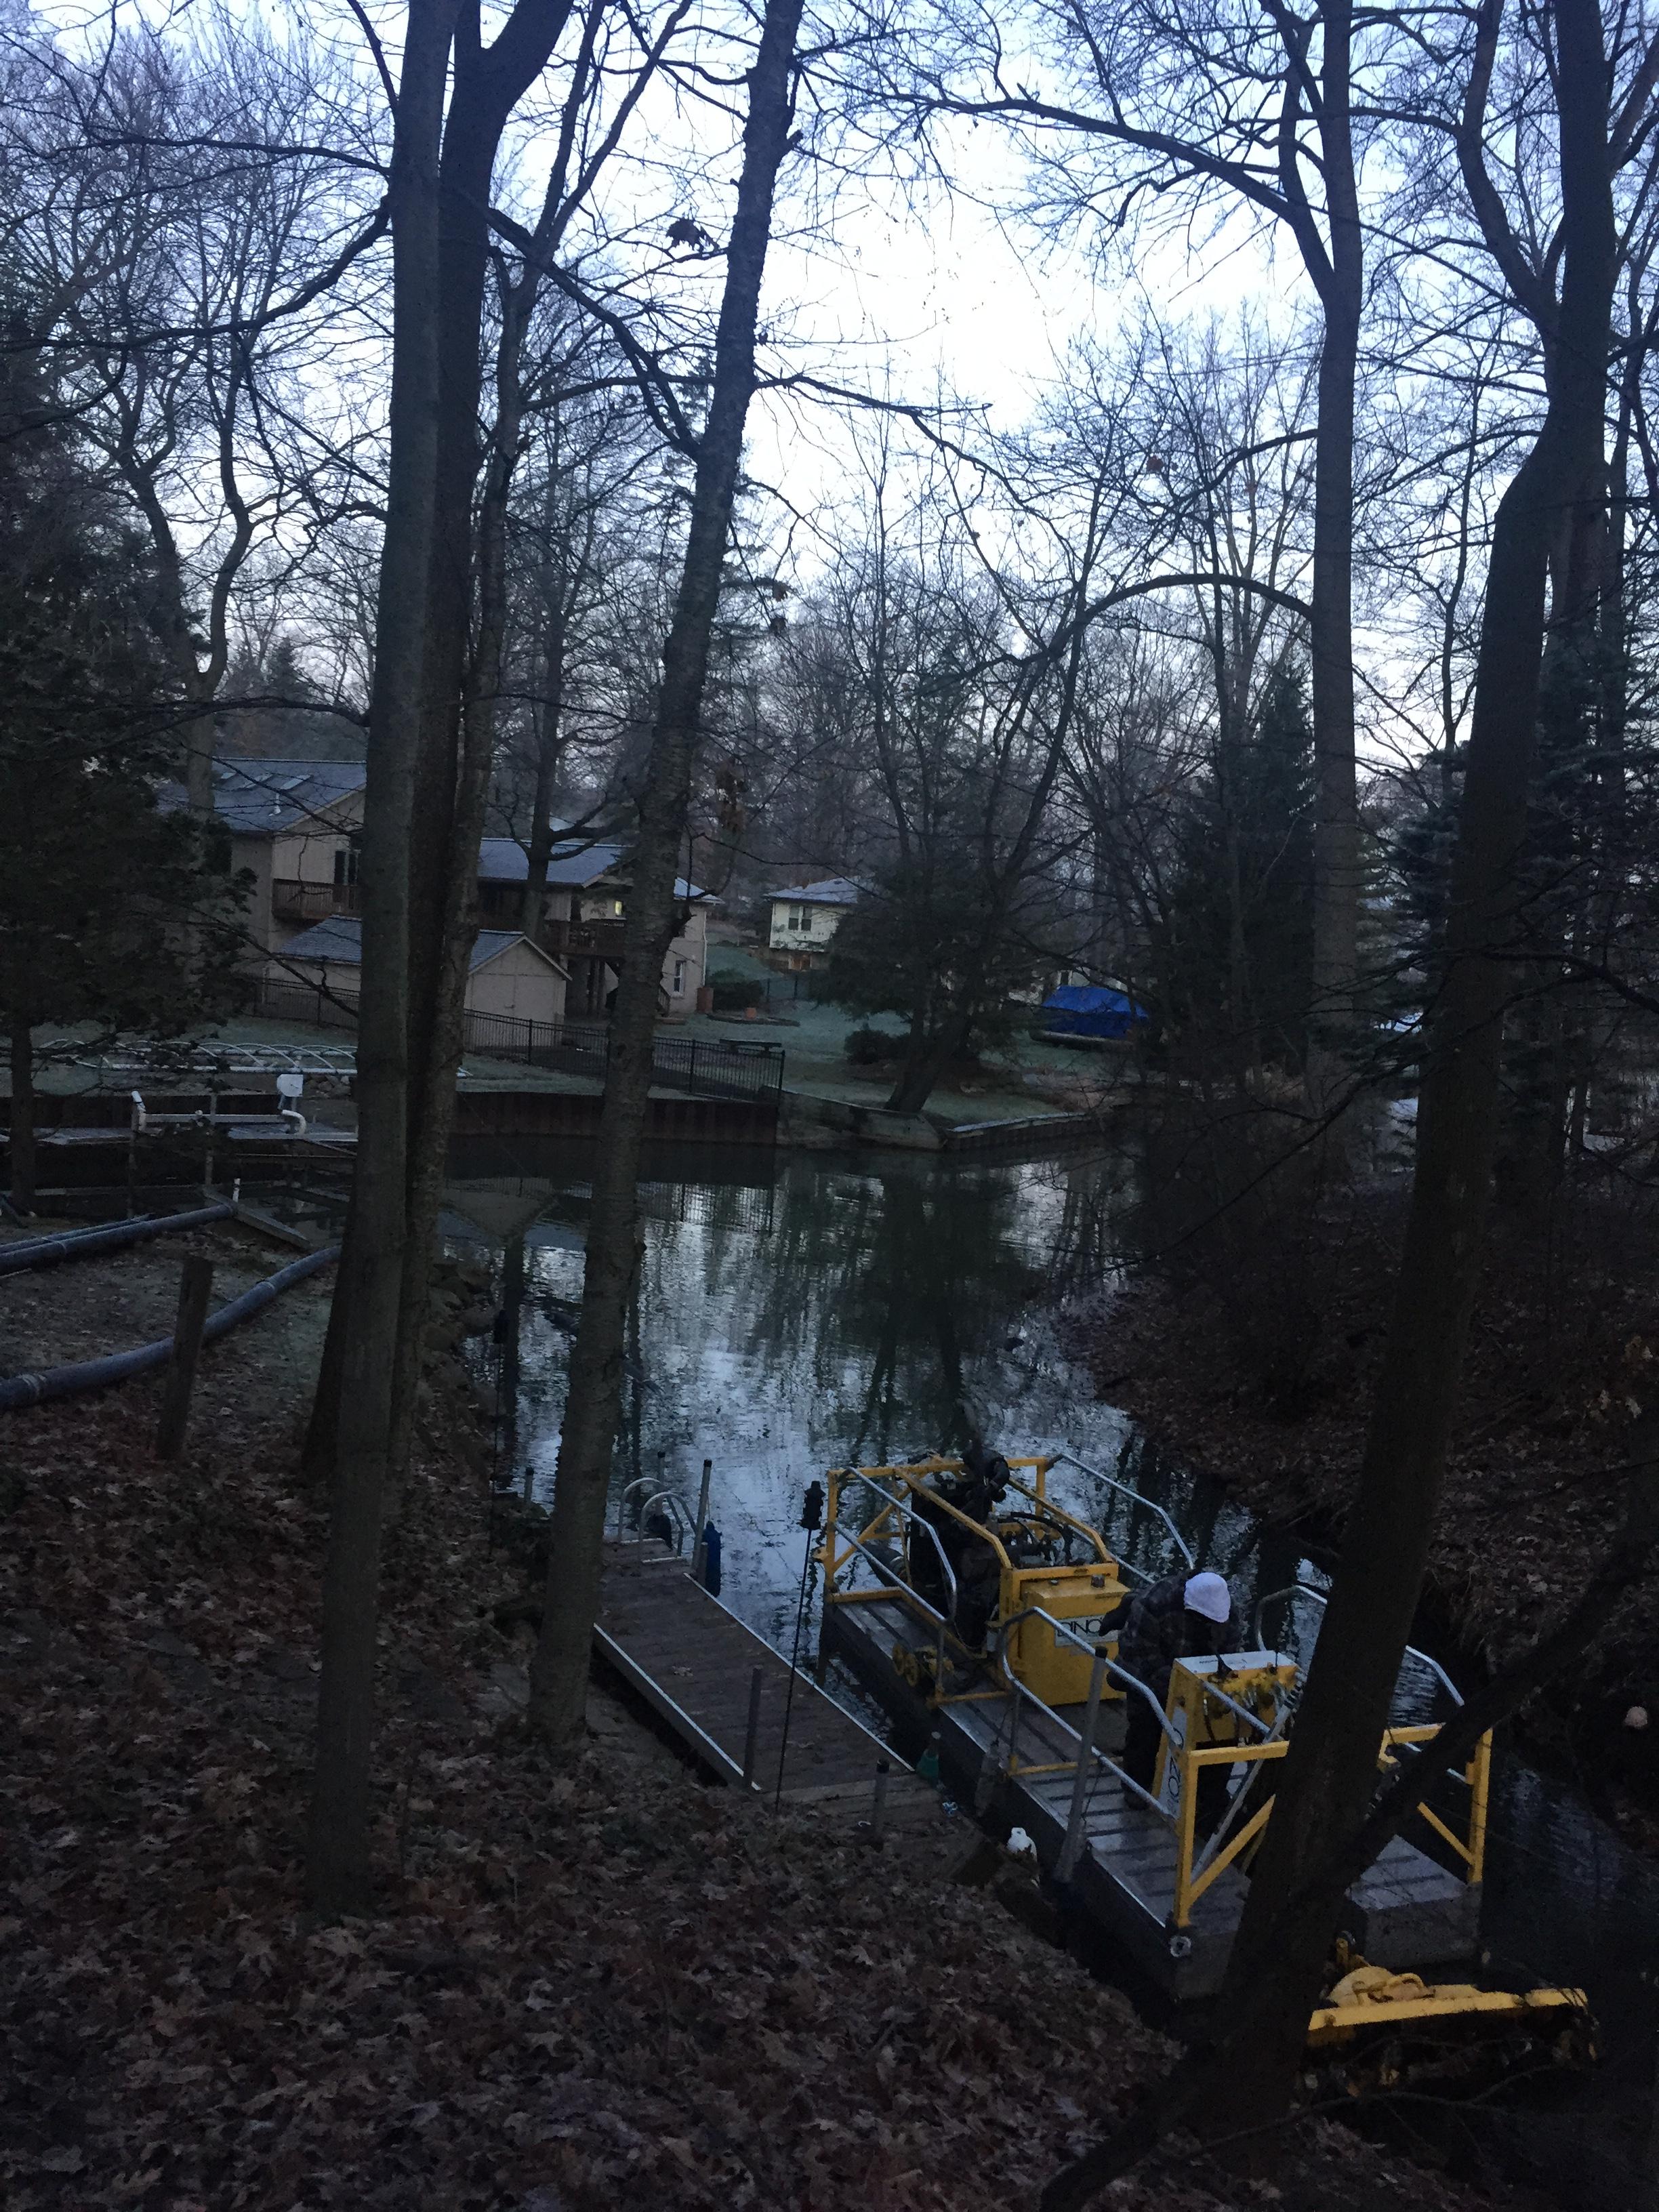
[1116,1570,1238,1833]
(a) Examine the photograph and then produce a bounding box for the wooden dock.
[593,1542,941,1838]
[824,1589,1480,2002]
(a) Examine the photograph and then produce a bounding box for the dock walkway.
[594,1542,941,1839]
[825,1588,1479,2001]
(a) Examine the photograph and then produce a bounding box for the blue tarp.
[1040,984,1147,1040]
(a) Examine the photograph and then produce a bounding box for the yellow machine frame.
[1304,1944,1591,2083]
[817,1459,1495,1932]
[1155,1658,1493,1927]
[819,1457,1130,1704]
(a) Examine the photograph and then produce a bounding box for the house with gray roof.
[169,758,368,954]
[476,834,713,1019]
[767,876,861,970]
[271,918,569,1030]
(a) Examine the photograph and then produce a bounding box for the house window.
[333,836,361,888]
[790,907,805,930]
[672,958,687,996]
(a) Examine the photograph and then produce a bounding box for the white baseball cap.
[1184,1571,1231,1624]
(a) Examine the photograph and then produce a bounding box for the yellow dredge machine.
[817,1453,1592,2081]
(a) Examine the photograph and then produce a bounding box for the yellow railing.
[818,1465,1492,1931]
[1166,1719,1493,1926]
[819,1458,1120,1704]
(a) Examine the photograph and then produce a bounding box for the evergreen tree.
[0,331,247,1210]
[1155,660,1315,1077]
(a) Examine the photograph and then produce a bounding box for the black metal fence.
[253,979,784,1107]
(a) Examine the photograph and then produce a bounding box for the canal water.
[440,1136,1659,2198]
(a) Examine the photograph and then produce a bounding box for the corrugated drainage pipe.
[0,1202,234,1277]
[0,1245,339,1412]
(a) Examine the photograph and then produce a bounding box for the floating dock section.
[822,1588,1480,2003]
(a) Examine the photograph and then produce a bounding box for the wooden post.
[691,1456,713,1581]
[155,1254,215,1459]
[869,1757,890,1845]
[1057,1644,1110,1883]
[741,1665,764,1786]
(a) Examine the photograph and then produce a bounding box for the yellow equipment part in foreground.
[1307,1964,1592,2049]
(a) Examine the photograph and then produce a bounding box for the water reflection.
[444,1139,1311,1654]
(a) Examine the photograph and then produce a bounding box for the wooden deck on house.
[593,1541,941,1838]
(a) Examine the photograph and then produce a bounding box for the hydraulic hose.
[0,1245,338,1412]
[0,1203,234,1277]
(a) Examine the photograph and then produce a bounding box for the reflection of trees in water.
[1042,1161,1126,1300]
[487,1147,1143,1516]
[634,1155,1084,1460]
[1103,1431,1307,1614]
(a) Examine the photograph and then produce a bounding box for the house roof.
[476,836,708,902]
[278,918,565,977]
[771,877,862,907]
[478,835,626,888]
[163,758,367,836]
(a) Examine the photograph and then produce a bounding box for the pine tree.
[0,329,247,1210]
[1155,659,1316,1078]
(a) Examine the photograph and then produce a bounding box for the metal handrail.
[1048,1451,1195,1569]
[855,1460,1117,1582]
[989,1607,1170,1817]
[846,1474,962,1628]
[641,1492,693,1553]
[1251,1581,1465,1706]
[617,1475,695,1554]
[834,1519,957,1685]
[994,1470,1117,1565]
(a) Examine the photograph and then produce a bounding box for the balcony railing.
[272,879,361,924]
[541,916,628,960]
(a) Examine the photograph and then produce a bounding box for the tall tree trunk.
[304,0,576,1488]
[306,0,457,1917]
[182,704,216,820]
[1305,0,1363,1090]
[527,0,804,1745]
[1044,0,1615,2189]
[9,1015,36,1216]
[1191,0,1615,2144]
[387,295,529,1481]
[394,0,576,1488]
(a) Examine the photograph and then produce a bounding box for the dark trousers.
[1124,1689,1230,1838]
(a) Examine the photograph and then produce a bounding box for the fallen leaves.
[0,1237,1551,2212]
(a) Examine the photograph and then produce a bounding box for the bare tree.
[307,0,457,1917]
[528,0,808,1744]
[890,0,1371,1085]
[7,15,380,814]
[1043,0,1631,2187]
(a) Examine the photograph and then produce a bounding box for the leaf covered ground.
[1,1223,1557,2210]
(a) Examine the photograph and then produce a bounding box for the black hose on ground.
[0,1203,234,1277]
[0,1245,339,1412]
